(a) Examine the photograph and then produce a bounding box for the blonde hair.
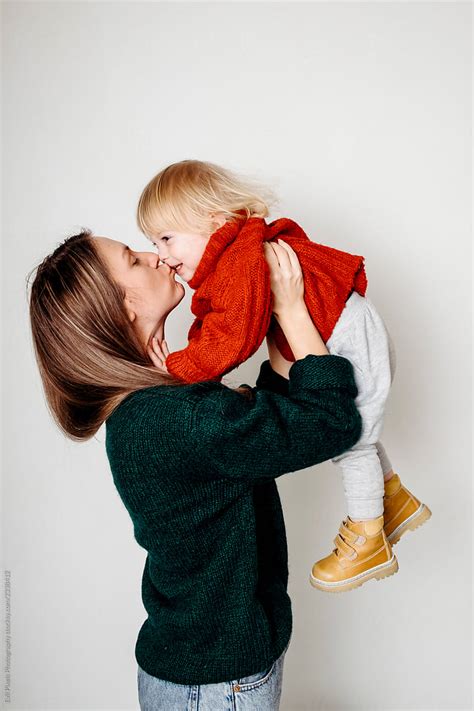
[28,230,252,442]
[136,159,279,238]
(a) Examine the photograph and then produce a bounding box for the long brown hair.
[27,230,201,442]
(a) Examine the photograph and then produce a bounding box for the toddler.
[137,159,431,593]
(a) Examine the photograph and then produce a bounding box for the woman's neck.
[139,319,165,351]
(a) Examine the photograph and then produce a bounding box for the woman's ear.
[124,297,137,323]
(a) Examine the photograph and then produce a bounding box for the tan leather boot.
[310,514,398,593]
[383,472,432,545]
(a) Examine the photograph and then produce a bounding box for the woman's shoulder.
[106,380,228,429]
[104,378,257,471]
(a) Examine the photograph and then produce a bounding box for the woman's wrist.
[276,306,330,359]
[266,330,291,379]
[267,344,292,380]
[274,302,308,324]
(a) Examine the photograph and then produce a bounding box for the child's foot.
[309,514,398,593]
[383,473,432,545]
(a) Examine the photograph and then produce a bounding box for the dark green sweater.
[105,354,362,684]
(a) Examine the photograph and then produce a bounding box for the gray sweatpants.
[326,291,397,519]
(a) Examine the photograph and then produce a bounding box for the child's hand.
[147,336,170,374]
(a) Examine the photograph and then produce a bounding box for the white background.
[2,2,472,709]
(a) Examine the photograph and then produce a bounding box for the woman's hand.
[263,239,305,321]
[147,336,170,374]
[263,239,329,359]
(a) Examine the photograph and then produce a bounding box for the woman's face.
[93,236,185,344]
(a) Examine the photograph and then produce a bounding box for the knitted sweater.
[105,354,362,684]
[165,216,367,383]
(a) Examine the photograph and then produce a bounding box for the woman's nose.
[138,251,162,267]
[142,252,163,267]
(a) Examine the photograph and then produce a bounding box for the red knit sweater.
[165,216,367,383]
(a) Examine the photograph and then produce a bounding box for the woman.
[28,230,362,710]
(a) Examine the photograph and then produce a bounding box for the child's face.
[150,214,227,283]
[151,230,210,283]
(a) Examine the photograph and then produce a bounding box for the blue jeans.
[137,642,289,710]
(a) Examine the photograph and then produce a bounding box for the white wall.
[2,2,471,709]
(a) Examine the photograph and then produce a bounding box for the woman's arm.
[189,354,361,483]
[265,326,293,380]
[118,352,362,485]
[263,239,329,381]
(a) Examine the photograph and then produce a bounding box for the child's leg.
[327,293,396,521]
[332,445,385,520]
[376,440,395,481]
[376,329,397,484]
[309,295,398,591]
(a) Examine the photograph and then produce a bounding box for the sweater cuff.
[255,360,290,396]
[288,354,358,396]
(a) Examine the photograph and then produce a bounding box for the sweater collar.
[188,214,254,290]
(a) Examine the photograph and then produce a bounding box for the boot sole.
[309,554,399,593]
[385,503,432,546]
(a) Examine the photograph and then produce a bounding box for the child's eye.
[161,236,170,242]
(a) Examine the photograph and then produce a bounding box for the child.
[137,159,432,593]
